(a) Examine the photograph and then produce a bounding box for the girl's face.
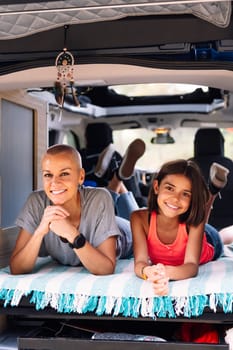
[153,173,192,218]
[42,152,85,206]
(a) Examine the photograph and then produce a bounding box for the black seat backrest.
[191,128,233,230]
[194,127,224,158]
[80,122,146,206]
[80,122,115,187]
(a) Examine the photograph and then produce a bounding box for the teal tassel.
[58,293,74,313]
[164,297,176,318]
[0,289,9,304]
[152,297,171,318]
[194,295,208,316]
[96,296,107,315]
[122,297,134,317]
[131,298,141,318]
[30,291,46,310]
[121,298,129,317]
[3,289,14,307]
[224,293,233,313]
[217,293,233,313]
[82,296,98,313]
[156,297,169,318]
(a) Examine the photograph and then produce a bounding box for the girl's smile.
[154,174,192,218]
[165,202,180,211]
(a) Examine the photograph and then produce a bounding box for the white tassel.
[225,327,233,350]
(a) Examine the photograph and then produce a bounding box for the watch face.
[69,233,86,249]
[55,50,74,67]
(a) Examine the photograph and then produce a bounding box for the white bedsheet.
[0,255,233,319]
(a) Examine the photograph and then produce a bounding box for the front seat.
[80,122,120,187]
[80,122,147,206]
[191,128,233,230]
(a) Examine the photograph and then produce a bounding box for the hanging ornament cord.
[54,25,80,114]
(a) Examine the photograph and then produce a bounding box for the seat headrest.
[85,122,113,150]
[194,128,225,157]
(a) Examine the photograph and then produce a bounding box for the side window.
[49,129,59,146]
[62,130,80,150]
[0,99,34,228]
[49,130,81,150]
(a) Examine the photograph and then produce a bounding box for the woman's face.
[153,173,192,218]
[42,152,85,206]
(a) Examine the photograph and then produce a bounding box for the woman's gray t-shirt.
[15,186,124,266]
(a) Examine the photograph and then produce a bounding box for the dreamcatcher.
[54,25,79,117]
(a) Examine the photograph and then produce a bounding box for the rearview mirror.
[151,128,175,144]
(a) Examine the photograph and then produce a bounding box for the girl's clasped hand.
[144,263,169,296]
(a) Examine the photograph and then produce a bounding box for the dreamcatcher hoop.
[54,47,79,110]
[55,48,75,88]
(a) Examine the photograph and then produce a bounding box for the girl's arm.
[131,209,150,279]
[165,222,205,280]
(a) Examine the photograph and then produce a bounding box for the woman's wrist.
[66,228,79,244]
[35,227,47,239]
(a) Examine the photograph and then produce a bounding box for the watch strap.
[69,233,86,249]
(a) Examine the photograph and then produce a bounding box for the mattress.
[0,1,231,40]
[0,254,233,319]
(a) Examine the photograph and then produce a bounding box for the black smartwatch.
[69,233,86,249]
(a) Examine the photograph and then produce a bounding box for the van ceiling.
[0,1,233,96]
[0,1,233,77]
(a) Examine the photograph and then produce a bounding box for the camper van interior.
[1,1,233,349]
